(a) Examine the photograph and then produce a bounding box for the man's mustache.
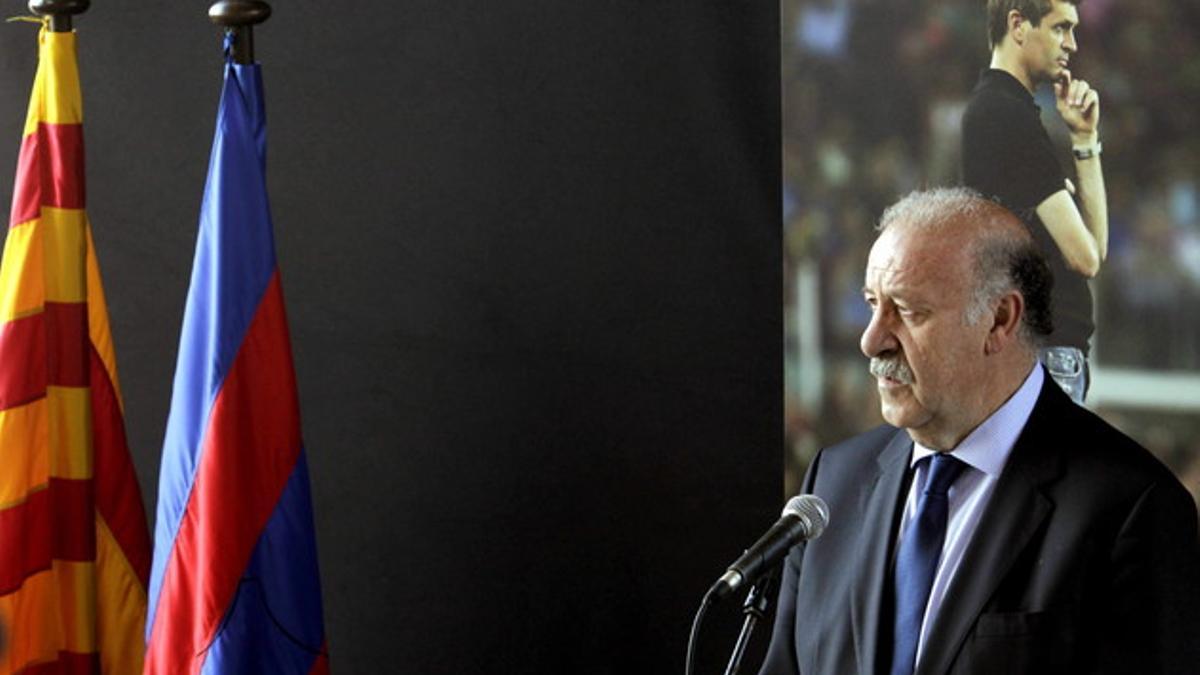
[870,356,914,385]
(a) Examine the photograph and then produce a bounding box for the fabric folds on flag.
[0,27,153,675]
[143,56,329,675]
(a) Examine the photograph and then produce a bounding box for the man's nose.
[860,309,899,359]
[1063,31,1077,52]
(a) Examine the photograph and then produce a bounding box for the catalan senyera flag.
[143,52,329,675]
[0,27,152,674]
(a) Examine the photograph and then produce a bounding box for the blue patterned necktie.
[889,453,967,675]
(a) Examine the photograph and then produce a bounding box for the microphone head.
[782,494,829,540]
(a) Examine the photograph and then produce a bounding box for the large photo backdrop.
[782,0,1200,501]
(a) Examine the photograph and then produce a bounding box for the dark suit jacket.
[759,374,1200,674]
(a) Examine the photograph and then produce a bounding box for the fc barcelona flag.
[143,47,329,674]
[0,27,152,674]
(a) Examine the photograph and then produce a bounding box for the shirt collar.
[978,68,1037,108]
[911,364,1043,477]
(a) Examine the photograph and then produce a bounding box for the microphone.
[709,494,829,602]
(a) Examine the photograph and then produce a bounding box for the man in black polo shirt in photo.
[961,0,1107,404]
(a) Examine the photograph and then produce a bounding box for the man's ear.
[985,291,1024,355]
[1008,10,1027,45]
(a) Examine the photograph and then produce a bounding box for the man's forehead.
[864,225,970,293]
[865,237,903,282]
[864,248,925,293]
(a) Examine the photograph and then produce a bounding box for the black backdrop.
[0,2,781,672]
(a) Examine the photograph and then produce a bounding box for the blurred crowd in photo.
[782,0,1200,500]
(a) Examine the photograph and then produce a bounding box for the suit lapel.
[850,429,913,675]
[915,377,1066,675]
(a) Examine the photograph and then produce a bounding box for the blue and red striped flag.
[143,53,329,674]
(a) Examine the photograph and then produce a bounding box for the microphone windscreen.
[782,494,829,540]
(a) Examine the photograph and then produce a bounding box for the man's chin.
[879,394,924,430]
[1046,64,1069,85]
[881,408,908,429]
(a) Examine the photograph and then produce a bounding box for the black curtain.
[0,2,781,671]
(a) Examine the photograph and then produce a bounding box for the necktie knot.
[924,453,966,497]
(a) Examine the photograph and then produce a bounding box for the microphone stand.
[722,569,777,675]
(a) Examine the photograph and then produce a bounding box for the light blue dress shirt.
[897,364,1043,665]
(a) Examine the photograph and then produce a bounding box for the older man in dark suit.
[759,188,1200,675]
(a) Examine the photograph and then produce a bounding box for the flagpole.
[28,0,89,32]
[209,0,271,65]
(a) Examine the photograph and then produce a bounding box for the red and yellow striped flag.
[0,27,152,674]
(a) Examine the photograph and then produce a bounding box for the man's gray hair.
[877,187,1054,347]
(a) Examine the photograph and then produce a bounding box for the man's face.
[1022,0,1079,84]
[859,223,993,449]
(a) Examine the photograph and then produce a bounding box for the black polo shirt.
[961,68,1094,353]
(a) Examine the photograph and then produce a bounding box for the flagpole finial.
[28,0,89,32]
[209,1,270,65]
[208,0,270,26]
